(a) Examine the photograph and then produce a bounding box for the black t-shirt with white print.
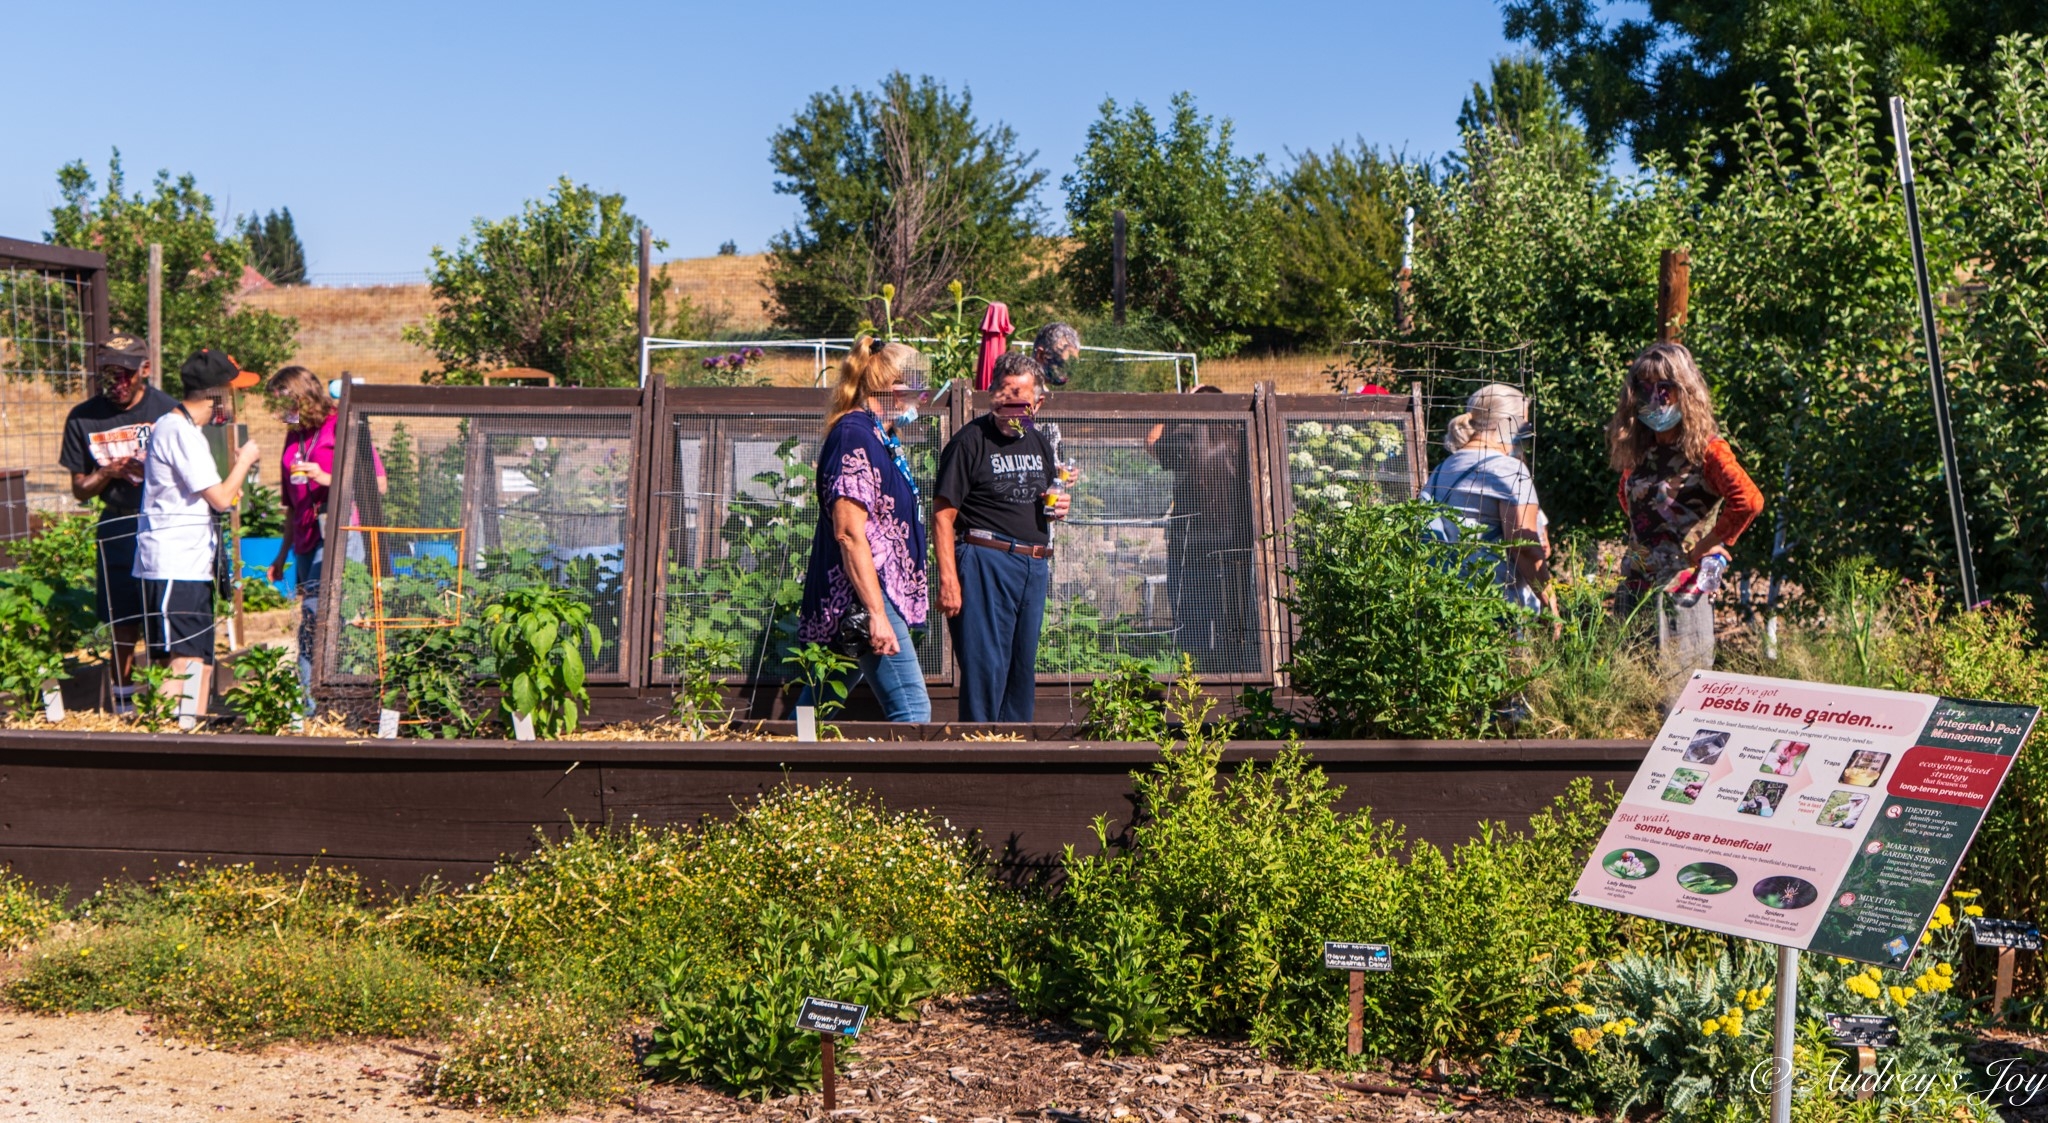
[935,413,1056,548]
[58,386,180,525]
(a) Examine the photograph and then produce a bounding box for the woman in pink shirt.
[263,367,381,709]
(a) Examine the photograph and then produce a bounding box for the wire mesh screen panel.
[318,388,644,692]
[653,389,948,685]
[1341,341,1534,461]
[0,250,102,534]
[982,394,1268,681]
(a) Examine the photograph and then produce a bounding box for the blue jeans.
[948,542,1048,723]
[295,546,324,716]
[798,599,930,723]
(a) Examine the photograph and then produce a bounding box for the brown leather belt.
[963,529,1052,559]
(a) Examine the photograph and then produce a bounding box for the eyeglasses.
[1633,379,1678,399]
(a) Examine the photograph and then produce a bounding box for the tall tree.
[238,207,308,285]
[1064,93,1278,357]
[1500,0,2048,163]
[1266,141,1404,348]
[1453,55,1596,180]
[406,178,657,387]
[46,150,297,394]
[767,73,1046,334]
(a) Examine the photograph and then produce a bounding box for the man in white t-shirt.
[134,349,262,720]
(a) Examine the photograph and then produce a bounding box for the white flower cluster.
[1288,420,1403,510]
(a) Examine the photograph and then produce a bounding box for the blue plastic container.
[238,537,296,595]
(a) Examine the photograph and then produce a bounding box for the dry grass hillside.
[235,253,1349,393]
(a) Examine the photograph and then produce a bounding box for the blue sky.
[1,0,1516,278]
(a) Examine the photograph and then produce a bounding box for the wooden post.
[1112,210,1127,327]
[1657,249,1690,344]
[147,243,163,390]
[1994,947,2016,1018]
[820,1033,836,1111]
[1854,1046,1877,1101]
[637,227,652,339]
[1347,970,1363,1055]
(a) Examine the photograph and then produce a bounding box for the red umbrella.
[975,302,1013,390]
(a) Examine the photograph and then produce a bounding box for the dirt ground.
[0,996,1587,1123]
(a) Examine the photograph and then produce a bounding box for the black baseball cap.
[98,333,149,371]
[180,349,261,393]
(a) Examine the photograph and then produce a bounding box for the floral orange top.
[1618,437,1763,591]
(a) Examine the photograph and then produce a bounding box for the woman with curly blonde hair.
[1607,343,1763,684]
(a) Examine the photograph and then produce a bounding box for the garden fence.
[0,238,109,539]
[312,379,1426,712]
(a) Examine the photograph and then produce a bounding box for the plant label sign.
[1570,671,2039,967]
[1825,1013,1899,1049]
[1971,919,2042,951]
[795,997,867,1037]
[1323,942,1392,972]
[377,709,400,739]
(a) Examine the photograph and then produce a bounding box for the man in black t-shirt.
[58,333,177,710]
[934,352,1070,722]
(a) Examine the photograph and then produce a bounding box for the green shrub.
[79,863,382,940]
[399,782,1013,1005]
[0,869,66,951]
[0,576,70,721]
[643,907,943,1099]
[1284,497,1531,737]
[419,993,627,1116]
[1077,657,1171,741]
[7,917,471,1046]
[6,506,99,652]
[223,644,304,734]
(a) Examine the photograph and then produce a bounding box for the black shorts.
[94,519,145,628]
[141,579,216,663]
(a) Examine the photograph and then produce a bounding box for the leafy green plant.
[483,583,600,738]
[238,481,286,540]
[781,642,858,723]
[128,662,190,732]
[1037,596,1162,675]
[382,625,480,739]
[664,437,814,677]
[223,644,303,734]
[659,624,740,734]
[643,906,944,1099]
[1232,686,1302,740]
[0,576,69,720]
[6,506,99,652]
[1284,497,1532,737]
[1078,657,1169,741]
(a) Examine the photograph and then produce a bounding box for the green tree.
[406,178,655,387]
[1063,93,1278,357]
[1453,55,1596,180]
[1266,141,1404,348]
[382,421,420,529]
[1500,0,2048,163]
[46,150,297,394]
[766,73,1047,334]
[238,207,308,285]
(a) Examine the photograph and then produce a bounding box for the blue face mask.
[1638,403,1683,432]
[891,404,919,428]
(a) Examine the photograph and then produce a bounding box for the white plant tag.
[377,709,400,739]
[795,705,818,742]
[511,711,537,741]
[177,672,201,731]
[41,681,63,723]
[290,714,306,734]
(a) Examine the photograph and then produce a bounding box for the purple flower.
[744,347,764,362]
[702,355,725,370]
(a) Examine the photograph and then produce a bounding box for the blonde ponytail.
[1445,383,1527,452]
[824,336,923,437]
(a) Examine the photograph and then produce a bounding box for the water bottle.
[1696,554,1728,595]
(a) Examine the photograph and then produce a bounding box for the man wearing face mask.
[934,351,1070,722]
[58,333,178,712]
[1031,322,1081,386]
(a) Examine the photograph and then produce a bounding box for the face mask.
[890,404,919,428]
[282,411,301,427]
[1638,403,1683,432]
[994,402,1035,434]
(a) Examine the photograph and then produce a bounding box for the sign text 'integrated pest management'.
[1571,671,2038,967]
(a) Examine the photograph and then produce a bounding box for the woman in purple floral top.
[796,337,931,721]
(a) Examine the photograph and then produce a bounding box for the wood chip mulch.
[609,994,1591,1122]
